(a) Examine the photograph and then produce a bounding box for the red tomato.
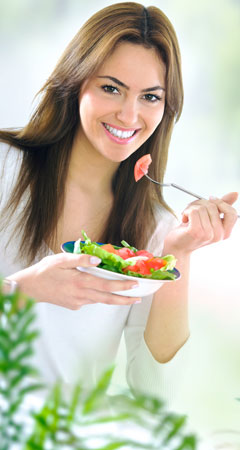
[116,247,135,259]
[123,260,151,275]
[101,244,119,255]
[134,154,152,182]
[145,257,167,271]
[135,250,154,258]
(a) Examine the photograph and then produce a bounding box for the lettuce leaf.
[160,255,177,271]
[81,243,130,270]
[73,231,131,271]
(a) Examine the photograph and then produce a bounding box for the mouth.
[102,122,139,140]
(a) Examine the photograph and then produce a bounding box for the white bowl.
[61,240,180,298]
[76,265,180,297]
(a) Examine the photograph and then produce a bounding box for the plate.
[61,241,180,297]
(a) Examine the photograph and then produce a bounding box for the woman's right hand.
[7,253,141,309]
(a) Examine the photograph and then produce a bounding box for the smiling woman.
[0,2,238,402]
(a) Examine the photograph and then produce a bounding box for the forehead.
[95,42,166,88]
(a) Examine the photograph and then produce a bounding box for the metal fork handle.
[143,172,240,217]
[144,173,204,199]
[170,183,204,200]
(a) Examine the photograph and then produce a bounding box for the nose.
[115,97,139,126]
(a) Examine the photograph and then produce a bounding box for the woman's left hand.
[163,192,238,255]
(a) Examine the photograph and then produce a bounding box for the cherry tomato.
[145,257,167,271]
[116,247,135,259]
[135,250,154,258]
[123,260,151,275]
[134,154,152,182]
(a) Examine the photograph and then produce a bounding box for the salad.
[73,231,177,280]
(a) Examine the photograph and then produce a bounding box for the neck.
[67,127,119,196]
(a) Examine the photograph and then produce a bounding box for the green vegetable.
[120,240,137,252]
[82,243,131,271]
[73,232,132,271]
[124,269,176,280]
[159,255,177,271]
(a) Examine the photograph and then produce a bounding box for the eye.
[101,84,120,95]
[143,93,162,103]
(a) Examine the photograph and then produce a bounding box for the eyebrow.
[97,75,165,92]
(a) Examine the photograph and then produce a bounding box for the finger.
[209,197,238,239]
[53,252,102,268]
[181,201,206,225]
[75,271,139,292]
[220,191,238,206]
[187,200,229,242]
[202,201,225,241]
[182,204,214,244]
[77,288,141,306]
[196,204,218,241]
[67,299,91,311]
[181,205,205,236]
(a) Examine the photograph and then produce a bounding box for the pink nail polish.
[90,256,101,264]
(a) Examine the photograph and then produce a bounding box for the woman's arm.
[144,252,190,363]
[144,192,238,363]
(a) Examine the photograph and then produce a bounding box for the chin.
[104,152,135,164]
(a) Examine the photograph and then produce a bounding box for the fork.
[143,171,240,218]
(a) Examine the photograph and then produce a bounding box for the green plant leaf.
[19,383,45,397]
[82,366,114,414]
[94,442,136,450]
[162,414,187,443]
[175,434,198,450]
[67,383,82,424]
[82,412,133,425]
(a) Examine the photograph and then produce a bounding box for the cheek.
[79,94,102,139]
[148,104,165,133]
[79,93,96,123]
[79,95,114,136]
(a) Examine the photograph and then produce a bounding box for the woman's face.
[78,42,166,163]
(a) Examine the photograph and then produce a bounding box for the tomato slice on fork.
[134,154,152,182]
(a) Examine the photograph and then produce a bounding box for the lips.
[102,122,140,143]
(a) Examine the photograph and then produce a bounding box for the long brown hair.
[0,2,183,264]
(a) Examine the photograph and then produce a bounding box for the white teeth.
[104,123,135,139]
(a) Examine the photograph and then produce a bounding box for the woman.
[0,3,238,398]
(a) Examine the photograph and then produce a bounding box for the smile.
[103,123,137,139]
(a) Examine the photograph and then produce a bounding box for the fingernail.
[90,256,101,265]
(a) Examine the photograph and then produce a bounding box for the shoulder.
[147,205,179,255]
[154,205,179,231]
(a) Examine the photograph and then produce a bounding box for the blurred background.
[0,0,239,444]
